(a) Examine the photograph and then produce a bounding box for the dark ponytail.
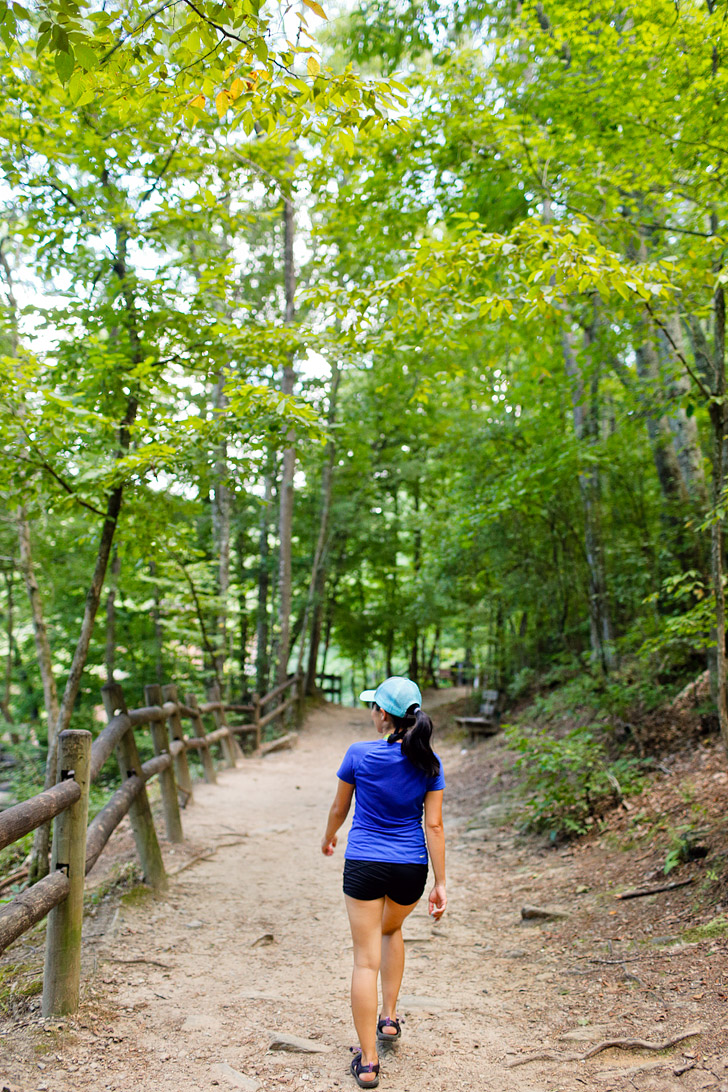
[387,703,440,777]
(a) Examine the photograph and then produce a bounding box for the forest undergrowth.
[449,662,728,927]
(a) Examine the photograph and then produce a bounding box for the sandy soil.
[1,697,728,1092]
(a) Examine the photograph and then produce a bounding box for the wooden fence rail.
[0,671,305,1015]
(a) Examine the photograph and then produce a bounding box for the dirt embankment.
[1,697,728,1092]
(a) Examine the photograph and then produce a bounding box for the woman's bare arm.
[321,778,355,855]
[424,789,447,919]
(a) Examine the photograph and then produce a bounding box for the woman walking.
[321,677,446,1088]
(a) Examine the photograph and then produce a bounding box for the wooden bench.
[455,690,501,740]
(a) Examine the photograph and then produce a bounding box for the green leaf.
[36,28,51,55]
[54,47,75,84]
[74,42,98,70]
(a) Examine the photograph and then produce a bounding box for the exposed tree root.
[505,1026,702,1068]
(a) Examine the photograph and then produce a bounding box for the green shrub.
[506,723,647,839]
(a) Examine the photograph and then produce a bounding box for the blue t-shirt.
[337,739,445,864]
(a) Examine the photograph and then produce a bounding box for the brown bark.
[149,560,164,683]
[710,281,728,757]
[212,372,232,694]
[561,317,616,671]
[105,547,121,683]
[28,220,140,882]
[659,316,708,509]
[1,571,15,727]
[256,468,274,696]
[276,185,297,687]
[298,360,341,690]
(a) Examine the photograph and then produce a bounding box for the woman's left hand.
[428,882,447,921]
[321,834,337,856]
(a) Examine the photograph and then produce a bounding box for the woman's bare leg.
[344,894,385,1081]
[379,897,419,1035]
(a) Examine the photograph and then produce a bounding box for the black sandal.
[376,1016,401,1043]
[350,1049,380,1088]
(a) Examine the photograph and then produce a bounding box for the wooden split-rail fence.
[0,672,305,1016]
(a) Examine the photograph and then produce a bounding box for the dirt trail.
[1,700,726,1092]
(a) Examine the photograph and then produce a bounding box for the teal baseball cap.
[359,676,422,717]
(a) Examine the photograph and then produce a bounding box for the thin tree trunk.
[298,360,341,690]
[407,478,422,681]
[149,561,164,684]
[28,221,140,882]
[175,556,222,691]
[212,372,232,695]
[105,547,121,683]
[319,574,339,680]
[256,470,273,696]
[635,336,689,506]
[28,477,129,883]
[276,185,297,686]
[385,629,394,678]
[1,571,15,728]
[18,511,60,876]
[561,319,616,672]
[710,277,728,756]
[426,626,440,688]
[660,315,709,509]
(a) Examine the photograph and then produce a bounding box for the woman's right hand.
[321,834,337,856]
[428,882,447,921]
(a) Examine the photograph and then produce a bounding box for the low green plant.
[85,861,142,908]
[0,961,42,1016]
[506,723,647,839]
[682,915,728,943]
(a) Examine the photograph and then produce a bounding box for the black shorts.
[343,859,428,905]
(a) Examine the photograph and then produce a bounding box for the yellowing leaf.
[215,90,231,119]
[230,77,244,100]
[302,0,328,18]
[307,55,320,77]
[189,93,206,109]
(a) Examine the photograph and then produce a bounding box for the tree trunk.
[299,360,341,691]
[407,477,422,681]
[561,317,616,672]
[710,280,728,756]
[18,512,60,877]
[28,221,140,882]
[17,513,59,742]
[426,626,440,688]
[149,561,164,684]
[319,574,339,680]
[276,185,297,686]
[660,316,709,510]
[256,469,274,697]
[1,571,15,728]
[212,372,232,695]
[104,547,121,684]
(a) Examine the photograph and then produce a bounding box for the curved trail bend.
[2,699,719,1092]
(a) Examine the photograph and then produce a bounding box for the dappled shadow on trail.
[1,701,726,1092]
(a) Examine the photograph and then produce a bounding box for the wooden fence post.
[101,683,167,892]
[186,693,217,784]
[162,683,193,805]
[207,683,240,767]
[42,729,92,1016]
[144,684,184,844]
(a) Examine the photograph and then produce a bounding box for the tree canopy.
[1,0,726,766]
